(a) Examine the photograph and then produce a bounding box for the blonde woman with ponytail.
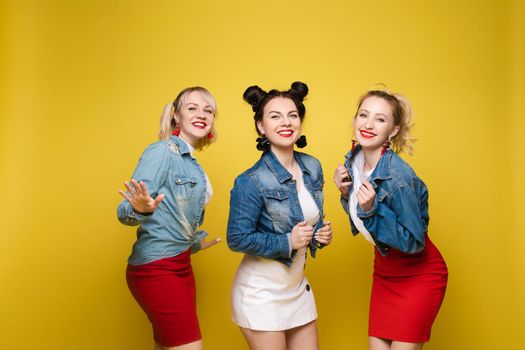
[117,87,220,350]
[334,89,448,350]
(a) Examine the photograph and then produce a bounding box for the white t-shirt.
[349,152,376,245]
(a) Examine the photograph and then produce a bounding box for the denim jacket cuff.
[287,233,293,258]
[340,194,350,214]
[191,230,208,253]
[356,196,378,218]
[128,208,150,223]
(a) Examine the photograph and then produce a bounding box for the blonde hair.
[356,89,416,154]
[158,87,218,150]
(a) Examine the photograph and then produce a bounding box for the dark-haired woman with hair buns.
[227,82,332,349]
[334,90,448,350]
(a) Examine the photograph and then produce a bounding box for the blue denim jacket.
[341,145,428,255]
[227,151,325,267]
[117,136,208,265]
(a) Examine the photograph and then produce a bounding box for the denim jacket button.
[176,178,182,184]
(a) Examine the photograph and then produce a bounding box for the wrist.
[134,209,153,216]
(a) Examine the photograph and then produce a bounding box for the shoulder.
[388,152,425,188]
[296,152,322,169]
[233,159,264,187]
[141,140,179,156]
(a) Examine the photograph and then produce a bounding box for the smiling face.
[175,91,215,146]
[257,97,301,151]
[353,96,400,151]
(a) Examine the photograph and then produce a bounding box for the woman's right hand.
[118,178,165,214]
[291,221,314,249]
[334,164,352,199]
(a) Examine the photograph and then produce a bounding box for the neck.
[179,132,196,148]
[361,147,382,172]
[270,145,295,172]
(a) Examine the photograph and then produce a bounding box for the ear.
[173,112,180,125]
[389,125,400,139]
[256,120,265,135]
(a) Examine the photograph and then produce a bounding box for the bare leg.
[390,341,423,350]
[369,336,391,350]
[286,321,318,350]
[240,327,286,350]
[155,339,203,350]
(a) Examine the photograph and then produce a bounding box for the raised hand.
[334,164,352,198]
[200,237,221,250]
[291,221,314,250]
[315,221,333,246]
[118,178,164,214]
[357,180,376,212]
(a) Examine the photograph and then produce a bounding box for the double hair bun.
[243,81,309,112]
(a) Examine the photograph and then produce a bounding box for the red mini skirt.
[126,249,201,347]
[369,236,448,343]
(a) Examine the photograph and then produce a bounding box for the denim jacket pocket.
[172,176,198,200]
[262,189,290,232]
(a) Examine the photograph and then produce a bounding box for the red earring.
[381,137,393,155]
[172,128,180,136]
[351,140,356,152]
[207,132,214,139]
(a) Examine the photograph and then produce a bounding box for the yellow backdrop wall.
[1,0,523,349]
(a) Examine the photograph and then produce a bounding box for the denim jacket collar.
[262,150,312,184]
[344,145,394,183]
[169,135,193,157]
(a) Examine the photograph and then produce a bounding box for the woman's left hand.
[200,237,221,250]
[315,221,333,245]
[357,180,376,212]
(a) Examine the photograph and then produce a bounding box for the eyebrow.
[359,109,389,118]
[268,110,298,114]
[186,102,212,109]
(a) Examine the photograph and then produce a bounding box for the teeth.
[278,131,292,135]
[193,122,205,127]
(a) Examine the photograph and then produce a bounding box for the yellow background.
[1,0,524,348]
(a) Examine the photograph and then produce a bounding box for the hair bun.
[289,81,309,101]
[243,85,267,112]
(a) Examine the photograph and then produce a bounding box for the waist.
[374,236,447,277]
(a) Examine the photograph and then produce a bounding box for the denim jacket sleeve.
[117,142,169,226]
[357,185,426,254]
[227,174,291,259]
[191,229,209,253]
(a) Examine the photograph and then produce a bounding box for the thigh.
[391,341,423,350]
[240,327,286,350]
[164,339,203,350]
[369,336,391,350]
[285,321,318,350]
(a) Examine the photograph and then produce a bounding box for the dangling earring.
[351,139,357,152]
[207,132,214,139]
[256,136,270,151]
[172,127,181,136]
[381,136,393,155]
[295,135,307,148]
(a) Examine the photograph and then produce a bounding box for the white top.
[182,138,213,206]
[349,151,376,245]
[230,171,319,331]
